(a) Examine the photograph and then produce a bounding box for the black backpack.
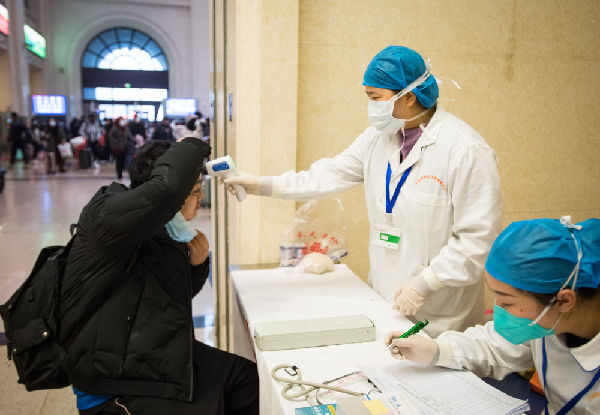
[0,225,77,390]
[0,226,140,391]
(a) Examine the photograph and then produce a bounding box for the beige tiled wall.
[232,1,600,287]
[231,0,299,265]
[0,51,11,111]
[294,0,600,281]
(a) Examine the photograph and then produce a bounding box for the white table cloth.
[230,264,418,415]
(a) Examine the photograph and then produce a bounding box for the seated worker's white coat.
[435,321,600,414]
[271,107,502,336]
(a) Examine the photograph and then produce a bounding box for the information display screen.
[32,95,67,115]
[0,5,9,36]
[165,98,197,117]
[24,24,46,58]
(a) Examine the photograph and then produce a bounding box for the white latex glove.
[393,275,431,315]
[384,332,439,364]
[223,173,273,196]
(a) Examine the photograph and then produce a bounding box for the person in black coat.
[128,113,146,140]
[45,118,67,174]
[150,118,175,142]
[70,116,83,139]
[60,138,258,415]
[7,112,30,167]
[107,117,134,179]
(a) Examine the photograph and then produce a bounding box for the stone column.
[7,0,30,116]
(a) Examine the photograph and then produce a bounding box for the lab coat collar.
[568,329,600,372]
[389,106,446,180]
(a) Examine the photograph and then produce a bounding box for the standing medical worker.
[385,217,600,415]
[225,46,502,336]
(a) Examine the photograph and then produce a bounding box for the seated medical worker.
[224,45,502,336]
[385,216,600,415]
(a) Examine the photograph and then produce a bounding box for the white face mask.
[119,120,126,127]
[49,120,56,127]
[367,69,434,134]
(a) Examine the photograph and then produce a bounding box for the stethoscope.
[271,364,380,406]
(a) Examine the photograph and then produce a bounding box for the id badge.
[372,225,401,250]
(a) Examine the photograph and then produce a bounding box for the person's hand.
[187,230,209,265]
[384,332,438,364]
[223,173,271,196]
[393,286,425,315]
[393,275,431,315]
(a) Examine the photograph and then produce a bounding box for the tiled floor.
[0,158,214,415]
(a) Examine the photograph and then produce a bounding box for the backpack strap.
[53,231,79,342]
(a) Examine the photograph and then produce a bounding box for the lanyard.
[542,337,600,415]
[385,163,412,214]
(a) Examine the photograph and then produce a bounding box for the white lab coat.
[435,322,600,414]
[271,107,502,336]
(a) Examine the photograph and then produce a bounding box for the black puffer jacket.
[59,138,211,402]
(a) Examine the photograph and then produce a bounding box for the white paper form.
[360,363,529,415]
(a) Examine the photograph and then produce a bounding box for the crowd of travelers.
[3,111,209,178]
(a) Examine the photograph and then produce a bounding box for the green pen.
[385,320,429,351]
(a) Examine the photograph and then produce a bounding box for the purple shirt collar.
[400,123,428,162]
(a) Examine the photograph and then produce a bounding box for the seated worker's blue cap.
[485,217,600,294]
[363,46,439,109]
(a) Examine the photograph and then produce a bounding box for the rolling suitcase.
[0,167,5,193]
[79,148,93,169]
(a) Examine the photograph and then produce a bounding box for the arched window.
[81,28,168,71]
[81,28,169,121]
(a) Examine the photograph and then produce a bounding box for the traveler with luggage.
[79,114,102,168]
[107,117,134,179]
[45,117,67,174]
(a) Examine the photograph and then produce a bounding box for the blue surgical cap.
[363,46,439,109]
[485,218,600,294]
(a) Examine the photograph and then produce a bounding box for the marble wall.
[228,0,599,297]
[294,0,600,280]
[230,0,299,265]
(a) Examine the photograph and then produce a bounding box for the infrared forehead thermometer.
[206,156,247,201]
